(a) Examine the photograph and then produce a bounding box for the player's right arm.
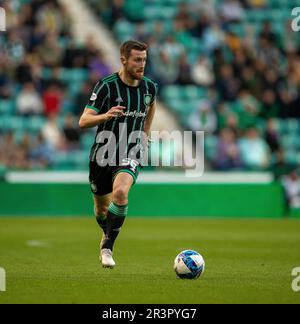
[78,80,126,129]
[79,106,126,129]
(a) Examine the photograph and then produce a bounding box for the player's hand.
[105,106,126,121]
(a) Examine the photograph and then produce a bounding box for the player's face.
[124,50,147,80]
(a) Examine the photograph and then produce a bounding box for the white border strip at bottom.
[5,171,273,184]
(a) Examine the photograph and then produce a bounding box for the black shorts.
[89,159,142,196]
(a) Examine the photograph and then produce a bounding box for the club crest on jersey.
[90,93,97,101]
[144,94,152,107]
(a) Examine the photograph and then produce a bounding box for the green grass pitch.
[0,217,300,304]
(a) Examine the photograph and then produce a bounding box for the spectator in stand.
[188,99,217,134]
[15,133,32,170]
[17,82,43,117]
[88,50,112,79]
[188,12,211,39]
[109,0,126,26]
[220,0,245,24]
[74,82,93,117]
[282,21,300,53]
[15,55,34,85]
[264,119,281,154]
[30,133,54,168]
[176,54,193,85]
[226,113,241,138]
[43,83,64,117]
[271,150,296,180]
[239,127,270,169]
[37,33,64,68]
[63,113,81,151]
[202,23,225,54]
[151,50,179,86]
[41,67,66,91]
[192,55,215,87]
[259,21,278,45]
[36,1,64,35]
[192,0,217,20]
[217,64,240,102]
[214,128,242,170]
[216,102,231,130]
[175,2,191,30]
[240,65,263,99]
[263,69,280,93]
[226,31,243,53]
[0,133,16,167]
[260,89,280,119]
[0,54,12,99]
[282,170,300,208]
[236,89,261,129]
[245,0,267,8]
[42,113,66,151]
[5,29,26,62]
[256,36,281,69]
[0,132,31,169]
[278,73,300,118]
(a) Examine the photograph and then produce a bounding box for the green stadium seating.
[162,85,181,102]
[205,136,218,161]
[281,134,299,150]
[114,20,135,42]
[41,68,52,80]
[168,100,186,115]
[81,132,95,149]
[285,149,299,164]
[0,116,24,132]
[59,69,88,83]
[285,119,299,134]
[24,116,46,133]
[62,99,75,114]
[124,0,145,21]
[0,100,15,115]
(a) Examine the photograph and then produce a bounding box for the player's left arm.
[144,99,156,140]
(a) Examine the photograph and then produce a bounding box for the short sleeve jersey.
[85,73,158,165]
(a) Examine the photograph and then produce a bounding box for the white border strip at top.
[5,171,273,184]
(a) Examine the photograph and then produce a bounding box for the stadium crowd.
[0,0,113,170]
[0,0,300,184]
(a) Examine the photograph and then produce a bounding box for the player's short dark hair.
[120,40,148,59]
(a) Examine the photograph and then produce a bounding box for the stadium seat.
[81,132,95,149]
[53,151,86,170]
[285,119,299,134]
[285,149,299,164]
[162,85,181,102]
[205,136,218,161]
[59,69,88,84]
[281,134,299,150]
[24,116,46,133]
[124,0,145,21]
[62,99,75,114]
[0,116,24,132]
[114,20,135,42]
[169,100,187,115]
[0,100,16,115]
[182,86,200,100]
